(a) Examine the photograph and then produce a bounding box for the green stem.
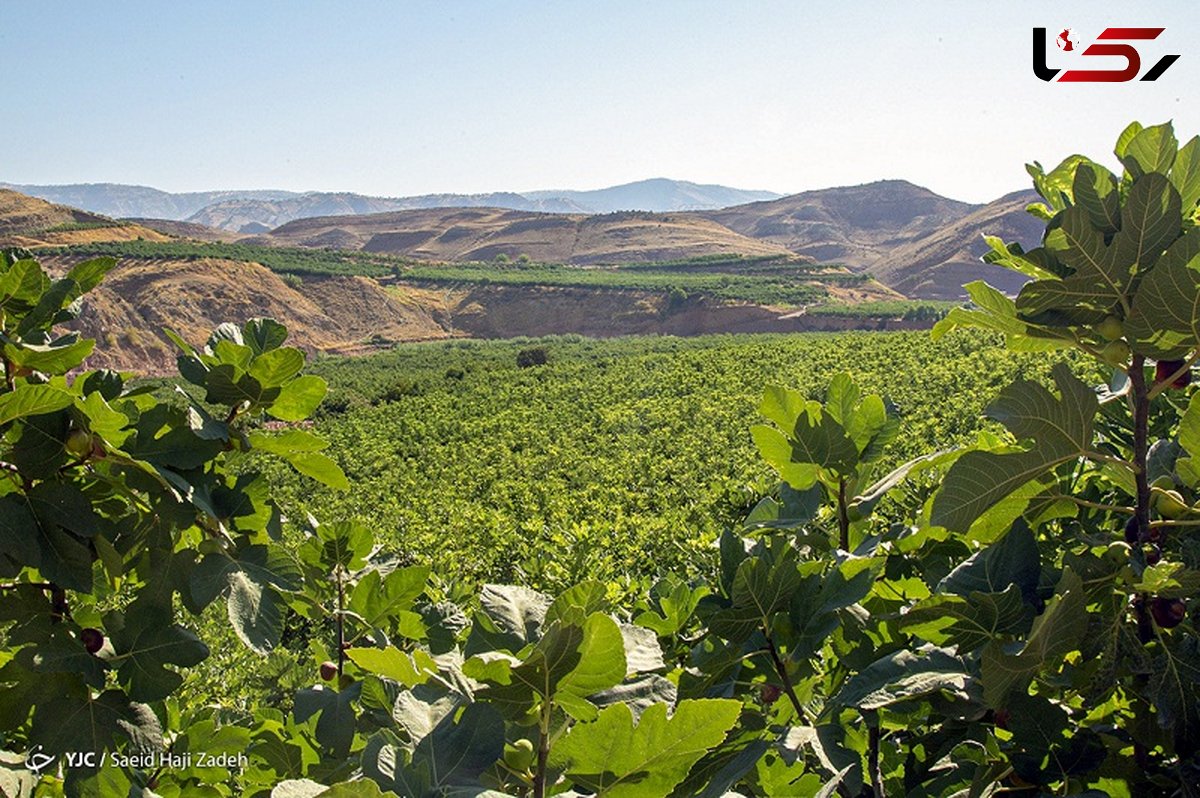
[1083,451,1137,470]
[335,568,346,677]
[1055,495,1134,513]
[1128,356,1152,544]
[1150,519,1200,528]
[837,477,850,551]
[764,633,808,724]
[533,701,551,798]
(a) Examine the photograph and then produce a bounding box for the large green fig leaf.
[931,364,1097,532]
[708,548,804,642]
[980,569,1086,707]
[364,702,505,797]
[932,281,1072,352]
[190,544,302,654]
[1125,227,1200,358]
[831,647,972,711]
[108,602,210,702]
[899,586,1033,651]
[549,699,741,798]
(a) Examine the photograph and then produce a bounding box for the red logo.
[1033,27,1179,82]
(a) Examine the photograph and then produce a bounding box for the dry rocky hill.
[4,178,1050,299]
[0,179,1054,373]
[0,189,171,248]
[262,207,793,263]
[247,181,1043,299]
[868,190,1043,299]
[37,254,453,372]
[702,180,974,266]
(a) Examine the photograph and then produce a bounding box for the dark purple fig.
[760,684,783,705]
[319,661,338,681]
[1150,597,1187,629]
[80,628,104,654]
[1124,516,1139,544]
[1155,359,1192,389]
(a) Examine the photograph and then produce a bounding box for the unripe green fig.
[503,738,535,772]
[197,538,225,555]
[1101,340,1131,367]
[1155,489,1189,520]
[65,428,92,457]
[1096,315,1124,341]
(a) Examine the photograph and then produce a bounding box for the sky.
[1,1,1198,204]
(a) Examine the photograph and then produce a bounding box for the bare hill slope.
[265,207,793,263]
[37,255,452,373]
[0,189,171,247]
[868,190,1043,299]
[702,180,973,267]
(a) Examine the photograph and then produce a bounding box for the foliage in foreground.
[1,120,1200,796]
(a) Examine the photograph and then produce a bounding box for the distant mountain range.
[1,177,1043,300]
[250,180,1040,299]
[0,178,782,233]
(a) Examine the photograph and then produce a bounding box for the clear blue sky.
[1,1,1197,203]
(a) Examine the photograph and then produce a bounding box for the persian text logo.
[1033,27,1179,82]
[24,745,55,777]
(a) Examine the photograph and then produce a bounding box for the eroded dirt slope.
[38,256,453,372]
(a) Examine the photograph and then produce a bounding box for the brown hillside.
[0,189,171,247]
[123,217,245,243]
[37,256,452,373]
[702,180,972,267]
[868,190,1044,299]
[264,207,792,263]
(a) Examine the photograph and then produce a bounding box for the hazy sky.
[2,1,1197,203]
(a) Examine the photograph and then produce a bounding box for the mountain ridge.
[1,179,783,233]
[1,179,1043,300]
